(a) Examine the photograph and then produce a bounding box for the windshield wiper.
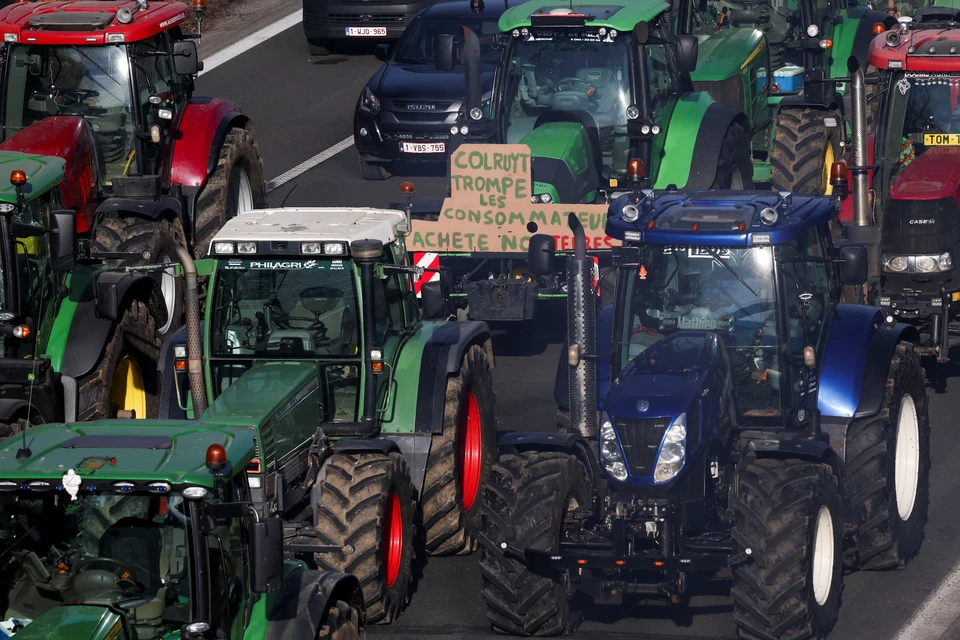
[70,46,120,86]
[394,55,429,64]
[706,247,758,298]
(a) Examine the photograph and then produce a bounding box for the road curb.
[198,0,300,60]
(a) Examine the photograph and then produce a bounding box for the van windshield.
[393,16,503,63]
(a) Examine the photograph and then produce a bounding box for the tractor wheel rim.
[457,388,483,511]
[812,504,835,606]
[895,394,920,521]
[110,356,146,419]
[822,143,835,196]
[383,491,403,588]
[228,165,254,217]
[158,255,176,334]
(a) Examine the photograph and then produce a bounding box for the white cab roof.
[212,207,405,245]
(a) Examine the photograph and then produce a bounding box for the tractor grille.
[327,13,406,23]
[693,77,744,113]
[615,417,670,477]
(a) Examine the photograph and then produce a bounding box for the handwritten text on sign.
[408,144,616,253]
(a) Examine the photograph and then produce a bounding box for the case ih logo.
[909,219,935,225]
[407,104,436,111]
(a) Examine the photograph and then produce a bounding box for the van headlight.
[653,413,686,483]
[360,87,380,115]
[600,413,628,482]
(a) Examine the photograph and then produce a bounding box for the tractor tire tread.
[770,107,841,194]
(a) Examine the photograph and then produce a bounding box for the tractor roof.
[606,190,838,247]
[0,1,190,46]
[0,151,64,205]
[213,208,406,248]
[499,0,668,32]
[0,422,254,490]
[869,26,960,71]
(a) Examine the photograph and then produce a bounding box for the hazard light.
[9,170,25,187]
[830,161,848,188]
[872,22,886,34]
[400,181,416,195]
[191,0,207,10]
[627,158,644,180]
[206,443,227,471]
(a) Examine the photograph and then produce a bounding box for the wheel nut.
[344,544,355,554]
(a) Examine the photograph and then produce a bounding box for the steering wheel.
[71,557,143,599]
[555,76,593,94]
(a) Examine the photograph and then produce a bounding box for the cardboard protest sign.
[408,144,616,253]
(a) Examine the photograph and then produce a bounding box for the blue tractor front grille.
[615,417,670,476]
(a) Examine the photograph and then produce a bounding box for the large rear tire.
[844,340,929,570]
[711,123,754,190]
[90,215,185,338]
[731,458,843,640]
[479,450,590,636]
[76,300,161,421]
[194,125,267,257]
[313,452,414,625]
[421,344,496,556]
[770,107,843,195]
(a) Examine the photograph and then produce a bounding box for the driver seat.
[100,517,167,625]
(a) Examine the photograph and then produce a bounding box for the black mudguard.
[95,198,179,220]
[498,431,600,499]
[208,111,248,176]
[331,438,401,455]
[264,567,364,639]
[854,322,919,419]
[851,9,894,71]
[60,273,160,380]
[685,102,751,190]
[414,320,493,434]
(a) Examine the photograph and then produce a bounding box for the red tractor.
[0,0,267,336]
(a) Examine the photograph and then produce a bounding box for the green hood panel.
[0,422,254,487]
[9,606,122,640]
[0,151,64,205]
[500,0,669,32]
[520,122,590,171]
[201,361,319,428]
[690,29,766,82]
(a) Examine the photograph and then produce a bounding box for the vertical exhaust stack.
[849,57,871,227]
[168,241,206,417]
[352,239,384,428]
[566,213,598,443]
[462,26,483,123]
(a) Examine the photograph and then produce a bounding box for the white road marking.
[892,561,960,640]
[267,135,356,192]
[199,9,304,77]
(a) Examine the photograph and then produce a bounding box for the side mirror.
[434,34,456,72]
[375,43,391,62]
[173,40,200,76]
[50,210,76,272]
[527,234,556,277]
[633,21,649,44]
[422,268,454,320]
[249,516,284,594]
[676,35,699,74]
[838,245,868,286]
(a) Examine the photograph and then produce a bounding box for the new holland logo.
[407,104,436,111]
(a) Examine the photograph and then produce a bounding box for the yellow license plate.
[923,133,960,146]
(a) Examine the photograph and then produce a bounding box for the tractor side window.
[132,36,177,172]
[205,476,251,633]
[15,192,54,354]
[373,263,406,344]
[391,244,419,326]
[778,229,831,353]
[646,44,677,115]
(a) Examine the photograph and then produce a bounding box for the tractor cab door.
[130,34,188,175]
[11,188,58,359]
[777,226,833,427]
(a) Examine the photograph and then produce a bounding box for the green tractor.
[141,201,498,624]
[0,150,169,432]
[0,422,365,639]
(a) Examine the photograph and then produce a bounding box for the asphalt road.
[196,24,960,639]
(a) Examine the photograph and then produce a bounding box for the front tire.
[479,450,589,636]
[711,123,754,189]
[359,156,391,181]
[313,452,414,625]
[770,107,843,195]
[309,38,334,56]
[844,340,930,570]
[421,344,496,556]
[76,300,161,421]
[732,458,843,640]
[194,125,267,257]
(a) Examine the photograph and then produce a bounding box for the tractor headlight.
[600,414,628,482]
[653,413,686,483]
[360,87,380,115]
[883,253,953,273]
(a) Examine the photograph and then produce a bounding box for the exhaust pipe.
[168,241,206,417]
[849,58,871,227]
[566,213,598,443]
[462,26,482,125]
[351,239,384,433]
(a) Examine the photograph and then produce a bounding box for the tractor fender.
[847,9,892,73]
[168,98,249,189]
[331,438,402,455]
[817,303,918,420]
[264,567,364,640]
[656,96,750,190]
[95,198,179,221]
[59,272,161,380]
[0,399,29,423]
[497,431,600,495]
[776,95,842,115]
[414,320,494,434]
[744,438,832,461]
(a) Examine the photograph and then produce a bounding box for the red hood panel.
[889,148,960,202]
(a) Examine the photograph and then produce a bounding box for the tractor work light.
[884,252,953,273]
[600,416,628,481]
[106,33,125,43]
[3,34,16,43]
[206,443,227,471]
[370,349,384,374]
[0,481,16,492]
[112,481,135,492]
[147,482,171,494]
[174,345,187,372]
[469,107,483,121]
[236,242,257,254]
[807,24,819,37]
[213,242,235,254]
[9,170,25,187]
[653,413,686,483]
[300,241,346,255]
[11,325,29,339]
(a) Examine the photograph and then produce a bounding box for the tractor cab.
[0,1,201,186]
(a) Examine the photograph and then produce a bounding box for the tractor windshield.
[0,491,193,636]
[617,244,783,417]
[501,35,632,178]
[3,44,135,184]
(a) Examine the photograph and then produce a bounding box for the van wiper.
[706,247,758,298]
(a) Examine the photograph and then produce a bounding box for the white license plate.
[345,26,387,36]
[400,142,445,153]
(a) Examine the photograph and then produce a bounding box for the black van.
[302,0,434,56]
[353,0,521,179]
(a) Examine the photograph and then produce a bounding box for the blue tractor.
[478,187,932,638]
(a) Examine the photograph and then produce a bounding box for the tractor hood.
[4,605,124,640]
[889,147,960,204]
[605,332,718,423]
